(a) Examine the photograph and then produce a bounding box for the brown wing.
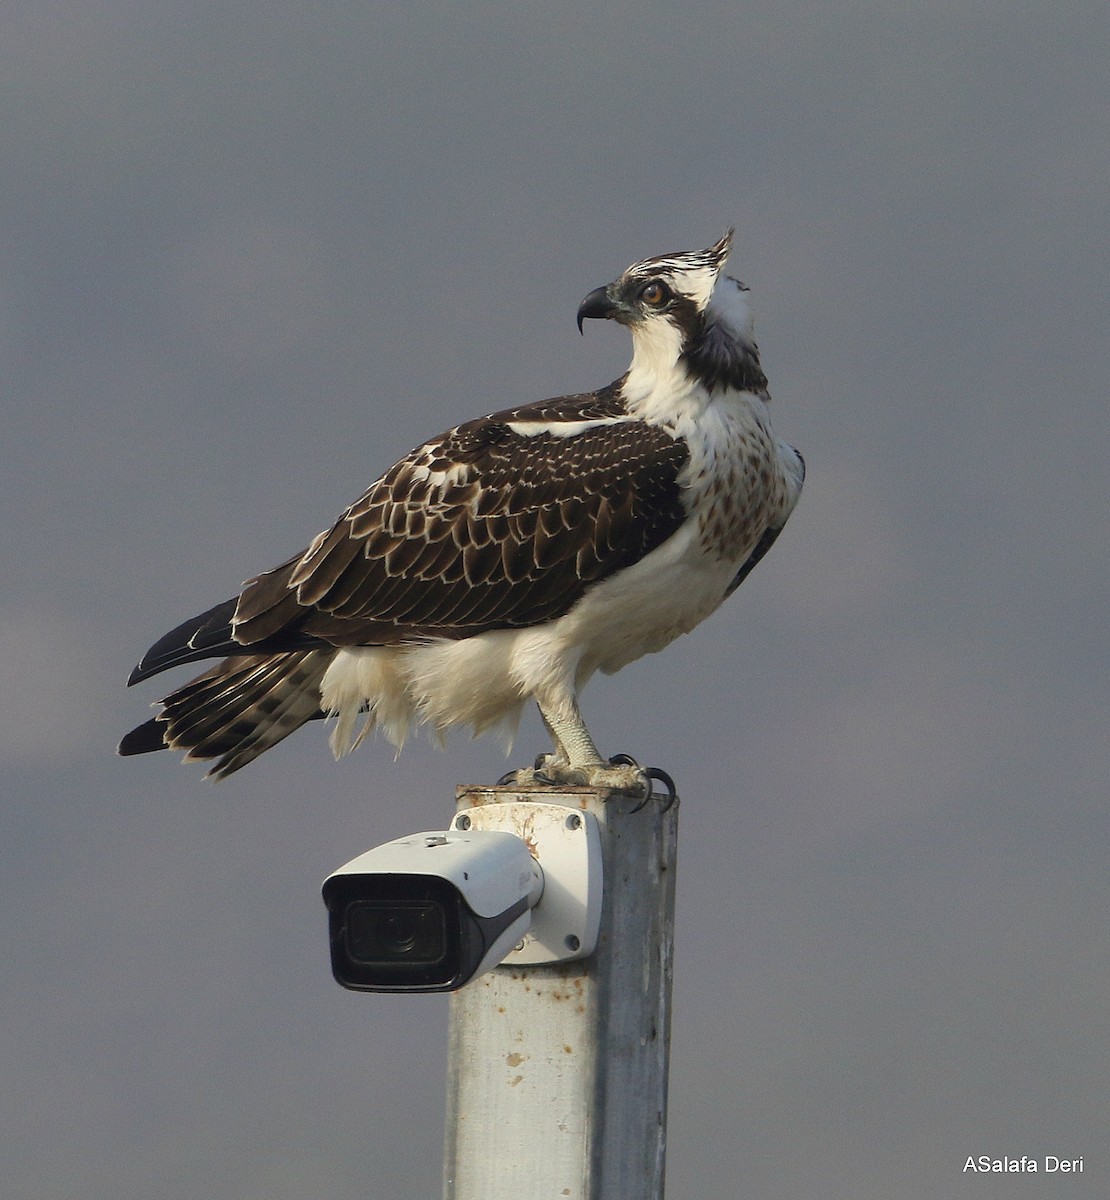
[232,393,689,648]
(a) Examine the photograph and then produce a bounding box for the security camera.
[323,803,602,994]
[323,829,540,993]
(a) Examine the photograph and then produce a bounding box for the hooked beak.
[576,285,619,334]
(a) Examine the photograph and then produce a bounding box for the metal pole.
[443,782,679,1200]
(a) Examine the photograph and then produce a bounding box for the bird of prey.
[120,231,804,789]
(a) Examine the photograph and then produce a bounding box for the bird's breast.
[677,397,788,566]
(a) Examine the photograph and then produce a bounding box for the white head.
[577,231,766,406]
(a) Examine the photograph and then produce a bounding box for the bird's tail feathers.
[119,650,330,779]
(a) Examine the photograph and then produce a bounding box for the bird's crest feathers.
[622,229,734,311]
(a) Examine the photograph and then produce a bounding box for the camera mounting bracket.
[451,802,602,965]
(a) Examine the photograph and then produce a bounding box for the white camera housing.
[322,803,602,993]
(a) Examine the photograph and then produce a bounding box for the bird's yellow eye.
[640,280,669,307]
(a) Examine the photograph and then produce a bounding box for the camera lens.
[376,909,421,955]
[344,901,447,966]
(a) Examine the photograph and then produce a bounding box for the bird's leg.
[539,697,602,769]
[512,696,646,794]
[537,710,571,769]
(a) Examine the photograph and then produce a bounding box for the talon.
[645,766,678,811]
[630,765,678,811]
[532,752,567,786]
[608,752,640,769]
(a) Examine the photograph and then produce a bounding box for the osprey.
[120,232,804,789]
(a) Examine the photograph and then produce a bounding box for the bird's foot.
[499,754,677,806]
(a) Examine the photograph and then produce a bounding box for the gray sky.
[3,2,1108,1197]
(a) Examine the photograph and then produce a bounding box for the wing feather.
[227,387,688,648]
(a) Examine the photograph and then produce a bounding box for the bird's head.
[577,230,765,403]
